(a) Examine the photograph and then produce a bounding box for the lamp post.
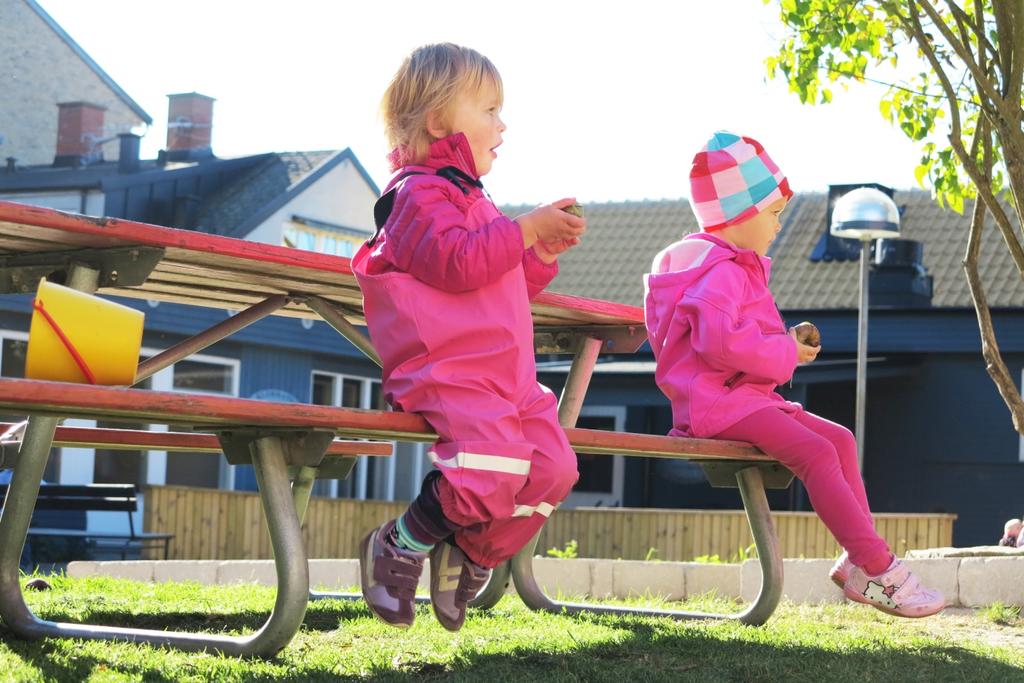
[829,188,901,470]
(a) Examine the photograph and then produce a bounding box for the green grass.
[982,601,1022,626]
[0,575,1022,682]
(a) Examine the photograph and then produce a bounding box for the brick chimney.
[54,102,106,167]
[165,92,215,161]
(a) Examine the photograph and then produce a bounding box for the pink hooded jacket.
[352,133,558,411]
[644,232,800,438]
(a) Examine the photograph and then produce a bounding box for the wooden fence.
[143,485,956,562]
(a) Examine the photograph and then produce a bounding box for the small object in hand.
[794,321,821,347]
[562,202,584,218]
[25,578,51,591]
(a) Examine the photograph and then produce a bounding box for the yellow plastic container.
[25,279,144,385]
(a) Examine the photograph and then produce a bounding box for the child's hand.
[789,328,821,364]
[515,198,586,248]
[534,237,581,263]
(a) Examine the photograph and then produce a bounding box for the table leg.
[507,332,785,625]
[0,433,311,655]
[510,465,780,625]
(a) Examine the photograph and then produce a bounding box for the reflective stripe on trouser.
[421,384,578,568]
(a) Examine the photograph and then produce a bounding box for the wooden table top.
[0,201,644,328]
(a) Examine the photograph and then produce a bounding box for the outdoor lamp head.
[830,187,901,240]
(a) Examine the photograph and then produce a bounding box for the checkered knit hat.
[689,131,792,231]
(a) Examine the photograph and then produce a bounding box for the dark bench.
[0,483,173,561]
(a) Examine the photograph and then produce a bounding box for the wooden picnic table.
[0,200,787,657]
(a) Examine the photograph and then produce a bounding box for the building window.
[283,223,363,258]
[162,354,238,488]
[565,407,626,508]
[89,353,237,490]
[311,371,386,499]
[93,376,153,488]
[172,359,234,394]
[1,336,27,378]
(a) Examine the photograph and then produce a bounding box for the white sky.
[37,0,931,205]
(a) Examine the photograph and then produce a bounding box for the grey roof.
[25,0,152,124]
[195,151,337,236]
[505,190,1024,310]
[197,148,380,239]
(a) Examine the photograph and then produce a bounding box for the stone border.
[66,556,1024,608]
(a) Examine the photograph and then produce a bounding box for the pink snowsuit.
[352,133,578,568]
[644,232,891,569]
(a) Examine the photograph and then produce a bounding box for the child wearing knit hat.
[644,131,945,619]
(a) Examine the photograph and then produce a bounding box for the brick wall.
[0,0,146,165]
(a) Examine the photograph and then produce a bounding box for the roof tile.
[505,190,1024,310]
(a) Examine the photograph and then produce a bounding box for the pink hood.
[644,233,799,438]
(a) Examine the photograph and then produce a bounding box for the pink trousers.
[714,407,891,569]
[416,383,578,568]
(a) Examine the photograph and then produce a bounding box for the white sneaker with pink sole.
[843,557,945,618]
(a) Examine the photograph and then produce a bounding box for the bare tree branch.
[963,118,1024,432]
[915,0,1020,128]
[947,0,989,63]
[963,201,1024,432]
[904,1,1024,276]
[991,0,1024,102]
[988,0,1024,247]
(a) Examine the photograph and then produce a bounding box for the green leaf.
[914,163,930,187]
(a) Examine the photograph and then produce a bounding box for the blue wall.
[864,352,1023,545]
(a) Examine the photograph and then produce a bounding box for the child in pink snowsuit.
[353,43,586,631]
[644,131,944,618]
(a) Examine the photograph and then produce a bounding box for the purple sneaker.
[429,542,491,632]
[843,558,945,618]
[359,521,426,628]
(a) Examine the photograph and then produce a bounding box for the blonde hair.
[381,43,503,166]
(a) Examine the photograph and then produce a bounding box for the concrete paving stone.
[65,561,99,578]
[80,561,155,582]
[903,558,960,607]
[69,555,1010,611]
[309,559,360,591]
[217,560,277,586]
[906,546,1024,559]
[153,560,219,585]
[531,558,595,598]
[741,559,843,604]
[957,557,1024,607]
[419,560,431,591]
[589,557,614,598]
[684,563,741,599]
[612,559,686,601]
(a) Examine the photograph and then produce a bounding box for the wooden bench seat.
[0,380,765,461]
[0,422,393,459]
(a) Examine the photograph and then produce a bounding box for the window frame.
[564,405,626,509]
[310,370,387,500]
